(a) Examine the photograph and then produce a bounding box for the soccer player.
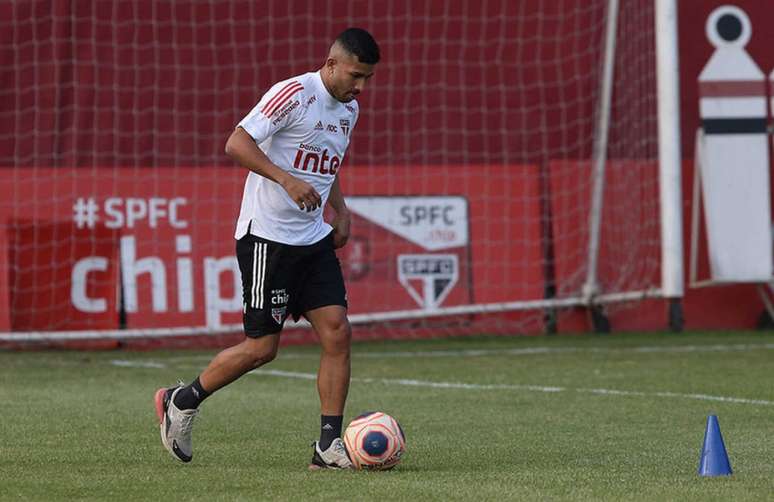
[154,28,380,469]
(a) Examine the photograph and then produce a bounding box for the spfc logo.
[397,254,459,309]
[339,119,350,136]
[271,306,287,325]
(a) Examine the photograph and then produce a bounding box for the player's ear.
[325,57,336,74]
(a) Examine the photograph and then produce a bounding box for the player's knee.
[241,337,278,368]
[321,318,351,355]
[331,316,352,342]
[247,347,277,369]
[259,345,279,363]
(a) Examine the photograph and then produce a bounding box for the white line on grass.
[251,369,565,393]
[124,342,774,364]
[248,368,773,407]
[342,343,774,359]
[110,347,774,407]
[110,359,166,368]
[579,387,774,406]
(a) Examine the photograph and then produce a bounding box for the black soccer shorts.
[236,231,347,337]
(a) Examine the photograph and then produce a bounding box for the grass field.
[1,330,773,501]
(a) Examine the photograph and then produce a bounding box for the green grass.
[1,331,773,501]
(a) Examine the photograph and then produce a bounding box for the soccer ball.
[343,411,406,470]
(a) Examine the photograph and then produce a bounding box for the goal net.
[0,0,667,344]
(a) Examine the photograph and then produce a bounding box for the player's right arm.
[225,127,321,212]
[228,79,321,212]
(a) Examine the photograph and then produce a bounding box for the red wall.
[4,0,771,166]
[0,0,609,168]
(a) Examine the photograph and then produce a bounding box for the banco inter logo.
[292,147,341,175]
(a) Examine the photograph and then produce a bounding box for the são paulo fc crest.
[271,306,287,325]
[270,288,289,324]
[397,254,459,309]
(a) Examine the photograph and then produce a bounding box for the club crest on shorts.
[270,289,289,324]
[397,254,459,309]
[271,306,287,324]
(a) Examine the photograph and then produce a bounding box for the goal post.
[655,0,685,300]
[0,0,683,343]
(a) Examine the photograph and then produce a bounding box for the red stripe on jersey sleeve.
[261,82,304,117]
[262,84,303,118]
[261,81,300,114]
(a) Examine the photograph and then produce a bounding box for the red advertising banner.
[0,165,546,332]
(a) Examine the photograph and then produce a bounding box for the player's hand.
[281,175,321,212]
[330,209,351,249]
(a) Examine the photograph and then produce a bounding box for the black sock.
[172,377,210,410]
[319,415,343,450]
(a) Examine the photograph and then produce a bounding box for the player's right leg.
[155,335,280,463]
[154,233,287,462]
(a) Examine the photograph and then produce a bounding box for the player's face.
[326,53,375,103]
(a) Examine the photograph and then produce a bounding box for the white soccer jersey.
[234,70,359,245]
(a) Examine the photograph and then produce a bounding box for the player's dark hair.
[336,28,380,64]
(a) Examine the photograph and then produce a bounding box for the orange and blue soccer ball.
[343,411,406,470]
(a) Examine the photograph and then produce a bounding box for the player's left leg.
[306,304,353,469]
[293,232,352,469]
[308,304,351,417]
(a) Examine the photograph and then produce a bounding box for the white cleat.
[154,385,199,463]
[309,438,353,470]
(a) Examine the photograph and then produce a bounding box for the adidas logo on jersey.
[314,121,324,130]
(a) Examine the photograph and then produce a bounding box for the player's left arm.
[327,174,351,249]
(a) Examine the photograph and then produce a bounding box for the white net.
[0,0,661,344]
